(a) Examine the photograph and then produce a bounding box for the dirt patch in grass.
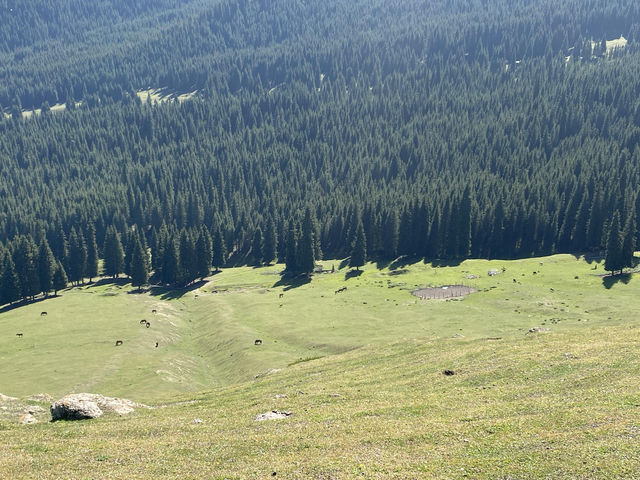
[412,285,475,300]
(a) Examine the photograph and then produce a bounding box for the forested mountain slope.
[1,0,640,301]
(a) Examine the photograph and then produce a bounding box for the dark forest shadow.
[273,273,311,291]
[88,277,130,288]
[570,250,604,264]
[430,258,463,268]
[389,255,417,270]
[339,258,350,270]
[0,295,52,314]
[149,280,207,300]
[602,273,632,289]
[375,258,391,269]
[345,269,363,280]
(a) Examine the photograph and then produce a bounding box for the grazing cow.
[279,304,283,308]
[145,321,150,328]
[255,339,262,345]
[513,278,516,283]
[279,293,284,299]
[533,271,537,275]
[115,340,123,346]
[155,341,159,348]
[40,311,47,316]
[140,319,147,325]
[194,294,199,299]
[16,333,23,337]
[152,309,157,314]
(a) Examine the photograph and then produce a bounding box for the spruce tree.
[13,236,39,300]
[457,186,472,257]
[350,217,367,271]
[179,229,197,285]
[38,238,55,296]
[1,253,21,305]
[285,219,298,272]
[212,225,226,272]
[162,237,180,285]
[124,229,135,277]
[263,218,278,265]
[68,227,87,285]
[195,226,213,280]
[86,224,99,282]
[103,226,125,278]
[621,214,636,269]
[53,261,68,295]
[297,209,316,274]
[383,209,399,259]
[252,227,263,266]
[130,235,150,291]
[605,211,623,275]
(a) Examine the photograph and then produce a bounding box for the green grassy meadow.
[1,255,640,478]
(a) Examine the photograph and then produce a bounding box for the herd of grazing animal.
[116,309,158,348]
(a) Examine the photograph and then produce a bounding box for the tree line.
[0,0,639,308]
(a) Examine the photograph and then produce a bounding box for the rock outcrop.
[50,393,149,421]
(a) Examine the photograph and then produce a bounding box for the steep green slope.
[0,255,637,403]
[1,322,639,478]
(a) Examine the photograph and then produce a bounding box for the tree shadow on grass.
[339,258,350,270]
[273,273,311,291]
[87,277,131,289]
[602,273,632,289]
[345,269,363,280]
[149,280,207,300]
[0,295,51,314]
[375,258,391,269]
[389,255,418,270]
[430,258,463,268]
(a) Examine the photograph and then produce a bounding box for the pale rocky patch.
[255,410,292,421]
[18,413,38,425]
[51,393,150,421]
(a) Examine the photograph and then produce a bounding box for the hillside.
[1,257,639,478]
[1,254,637,402]
[0,0,640,271]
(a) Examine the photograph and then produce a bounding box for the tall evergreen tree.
[68,227,87,285]
[195,226,213,280]
[179,229,197,285]
[296,209,316,274]
[382,209,399,260]
[161,237,180,285]
[212,224,226,272]
[350,217,367,271]
[86,224,99,282]
[456,186,472,257]
[605,211,623,275]
[103,226,125,278]
[38,237,55,296]
[13,236,39,300]
[621,214,636,269]
[252,227,263,266]
[52,260,68,295]
[0,253,21,305]
[130,234,150,291]
[285,219,298,272]
[263,217,278,265]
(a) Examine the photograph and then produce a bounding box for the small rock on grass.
[528,327,551,334]
[18,413,38,425]
[255,410,292,421]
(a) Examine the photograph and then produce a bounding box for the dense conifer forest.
[1,0,640,303]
